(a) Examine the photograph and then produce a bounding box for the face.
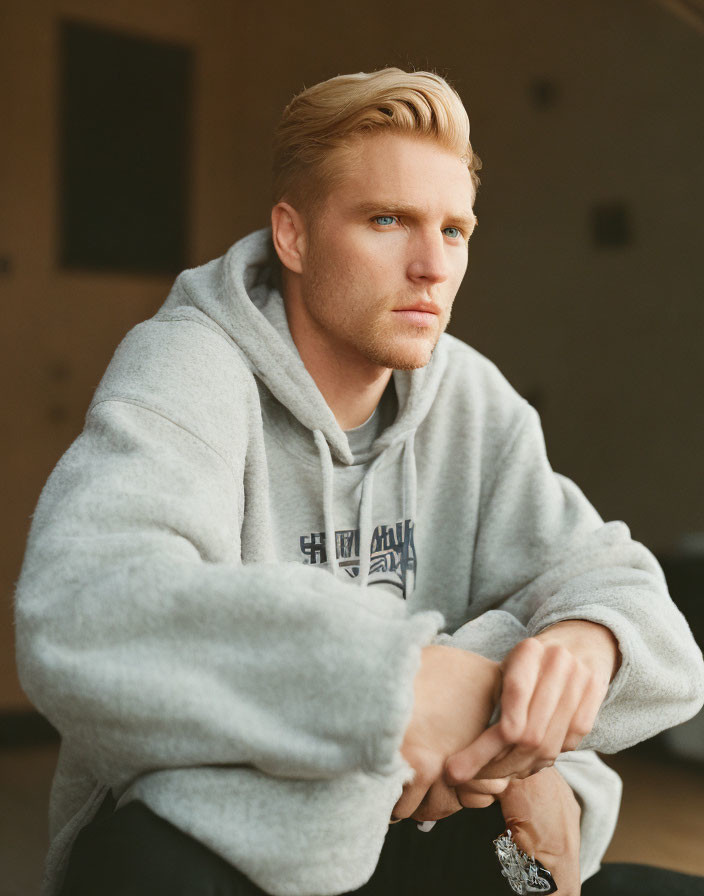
[292,132,477,371]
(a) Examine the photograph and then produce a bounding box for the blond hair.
[272,67,481,217]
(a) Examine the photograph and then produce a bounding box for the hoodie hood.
[165,226,449,466]
[162,225,450,590]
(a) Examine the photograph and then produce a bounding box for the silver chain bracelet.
[493,828,558,894]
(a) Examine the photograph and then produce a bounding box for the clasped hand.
[392,621,618,822]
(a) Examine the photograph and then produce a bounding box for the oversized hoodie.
[14,227,704,896]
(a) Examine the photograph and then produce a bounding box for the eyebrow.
[352,200,477,232]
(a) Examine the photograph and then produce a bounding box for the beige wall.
[2,0,702,708]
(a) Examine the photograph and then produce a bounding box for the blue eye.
[372,217,464,239]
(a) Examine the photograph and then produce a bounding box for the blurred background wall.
[1,0,702,713]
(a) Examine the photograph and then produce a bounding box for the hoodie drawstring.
[356,451,386,588]
[401,431,417,597]
[314,430,340,577]
[314,428,418,598]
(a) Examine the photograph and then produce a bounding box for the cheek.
[355,231,405,273]
[328,238,371,282]
[343,247,389,298]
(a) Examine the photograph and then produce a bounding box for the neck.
[282,284,392,431]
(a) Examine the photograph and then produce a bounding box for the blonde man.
[15,68,704,896]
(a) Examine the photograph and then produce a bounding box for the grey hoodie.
[14,227,704,896]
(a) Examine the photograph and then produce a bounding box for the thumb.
[459,777,511,796]
[445,725,507,786]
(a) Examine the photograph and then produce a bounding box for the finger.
[459,777,511,796]
[444,724,508,786]
[561,733,584,752]
[469,745,513,779]
[474,744,536,780]
[526,758,555,774]
[510,645,574,749]
[412,780,463,821]
[490,743,514,764]
[456,789,496,809]
[392,752,439,820]
[538,663,590,761]
[454,779,509,811]
[568,671,609,743]
[498,639,543,741]
[485,661,591,775]
[392,781,429,820]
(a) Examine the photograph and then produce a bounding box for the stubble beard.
[304,239,448,372]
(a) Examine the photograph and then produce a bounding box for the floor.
[1,745,703,896]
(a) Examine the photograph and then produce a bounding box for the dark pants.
[59,794,704,895]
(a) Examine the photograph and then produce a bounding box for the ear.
[271,201,307,275]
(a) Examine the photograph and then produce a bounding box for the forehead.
[327,132,475,221]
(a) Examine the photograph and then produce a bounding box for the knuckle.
[572,719,592,737]
[548,644,574,669]
[507,641,541,670]
[518,730,543,750]
[575,657,590,677]
[520,638,544,655]
[499,716,522,742]
[444,758,463,786]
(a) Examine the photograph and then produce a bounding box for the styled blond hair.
[272,67,481,217]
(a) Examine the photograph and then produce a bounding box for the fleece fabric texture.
[14,227,704,896]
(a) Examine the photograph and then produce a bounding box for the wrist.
[419,644,501,696]
[534,619,621,682]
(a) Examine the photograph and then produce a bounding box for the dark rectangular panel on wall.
[59,21,193,274]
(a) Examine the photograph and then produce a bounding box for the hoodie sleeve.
[14,324,443,795]
[468,404,704,754]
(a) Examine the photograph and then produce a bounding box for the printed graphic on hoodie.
[299,518,416,597]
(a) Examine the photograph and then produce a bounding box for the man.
[15,67,704,896]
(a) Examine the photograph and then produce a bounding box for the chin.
[364,340,435,371]
[391,356,433,371]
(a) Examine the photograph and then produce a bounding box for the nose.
[406,230,450,285]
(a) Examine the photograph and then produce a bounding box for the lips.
[395,302,441,315]
[393,308,439,327]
